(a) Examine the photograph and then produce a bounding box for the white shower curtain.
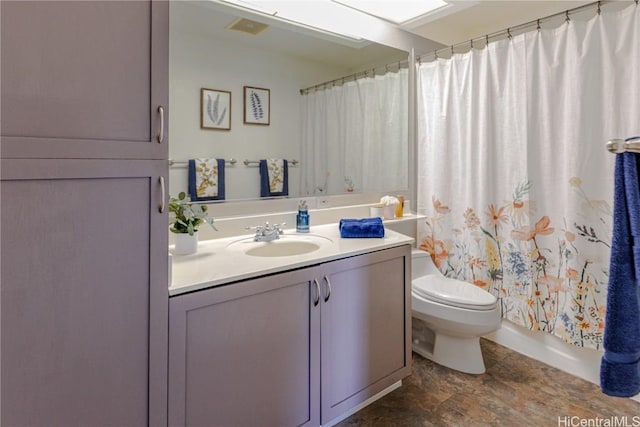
[417,3,640,349]
[301,68,408,195]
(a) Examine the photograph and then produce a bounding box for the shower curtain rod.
[299,58,409,95]
[300,0,633,94]
[417,0,627,62]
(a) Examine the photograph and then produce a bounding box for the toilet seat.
[413,275,497,311]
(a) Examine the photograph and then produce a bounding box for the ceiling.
[171,1,409,71]
[172,1,594,72]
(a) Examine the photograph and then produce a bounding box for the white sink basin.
[227,234,333,257]
[245,240,320,257]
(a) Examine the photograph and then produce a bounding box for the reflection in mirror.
[169,0,409,202]
[300,67,408,196]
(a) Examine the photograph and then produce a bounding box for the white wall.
[169,29,352,200]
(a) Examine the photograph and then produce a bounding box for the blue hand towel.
[188,158,225,201]
[339,217,385,238]
[260,159,288,197]
[600,150,640,397]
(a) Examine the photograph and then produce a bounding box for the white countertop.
[169,222,414,296]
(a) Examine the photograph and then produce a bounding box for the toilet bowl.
[411,249,501,374]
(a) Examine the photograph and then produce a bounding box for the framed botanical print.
[201,88,231,130]
[243,86,270,125]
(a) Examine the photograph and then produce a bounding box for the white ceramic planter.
[369,205,384,219]
[174,231,198,255]
[382,205,396,220]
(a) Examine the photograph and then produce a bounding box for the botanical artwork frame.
[201,88,231,130]
[243,86,270,125]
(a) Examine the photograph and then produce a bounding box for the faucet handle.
[246,221,285,235]
[245,224,265,232]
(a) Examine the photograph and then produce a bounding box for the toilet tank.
[411,249,433,279]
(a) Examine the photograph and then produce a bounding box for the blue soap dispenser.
[296,200,309,233]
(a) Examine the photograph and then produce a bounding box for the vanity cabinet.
[320,247,411,424]
[169,267,321,427]
[169,245,411,427]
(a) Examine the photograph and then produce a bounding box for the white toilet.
[411,249,501,374]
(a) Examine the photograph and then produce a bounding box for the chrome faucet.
[246,222,286,242]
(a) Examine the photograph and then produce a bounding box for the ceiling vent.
[226,18,269,35]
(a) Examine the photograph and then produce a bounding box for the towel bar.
[606,138,640,154]
[244,159,299,166]
[169,159,237,168]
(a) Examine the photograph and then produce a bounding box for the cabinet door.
[0,0,168,160]
[169,268,320,427]
[0,159,168,427]
[320,246,412,424]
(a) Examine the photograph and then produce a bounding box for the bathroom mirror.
[169,0,411,201]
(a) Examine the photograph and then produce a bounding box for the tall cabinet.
[0,1,169,425]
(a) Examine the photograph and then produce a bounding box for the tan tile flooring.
[338,339,640,426]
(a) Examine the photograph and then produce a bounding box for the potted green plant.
[169,192,217,255]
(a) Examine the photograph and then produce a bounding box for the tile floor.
[338,339,640,426]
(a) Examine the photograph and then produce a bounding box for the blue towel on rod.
[260,159,288,197]
[600,149,640,397]
[188,158,225,201]
[339,217,385,238]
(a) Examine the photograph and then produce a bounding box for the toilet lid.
[412,275,497,310]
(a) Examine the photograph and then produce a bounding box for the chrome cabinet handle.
[158,176,165,213]
[323,275,332,303]
[313,279,320,307]
[157,105,164,143]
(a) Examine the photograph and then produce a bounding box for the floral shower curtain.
[417,3,640,349]
[300,68,408,195]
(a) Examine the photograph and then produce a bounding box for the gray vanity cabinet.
[169,268,321,427]
[320,245,411,424]
[169,245,411,427]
